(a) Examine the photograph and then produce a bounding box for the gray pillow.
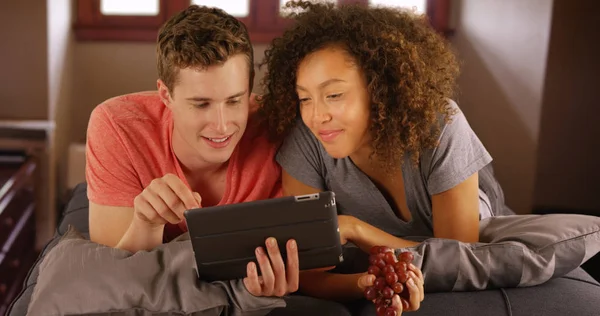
[395,214,600,292]
[27,226,285,316]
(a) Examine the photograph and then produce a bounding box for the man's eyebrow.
[185,90,247,102]
[296,79,346,91]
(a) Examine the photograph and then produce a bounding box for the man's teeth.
[209,136,229,143]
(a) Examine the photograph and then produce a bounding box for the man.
[85,5,296,298]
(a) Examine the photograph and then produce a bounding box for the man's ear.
[157,79,173,109]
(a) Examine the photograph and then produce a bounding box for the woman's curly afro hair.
[258,1,460,167]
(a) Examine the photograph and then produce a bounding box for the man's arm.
[86,105,199,251]
[89,202,164,251]
[88,203,133,247]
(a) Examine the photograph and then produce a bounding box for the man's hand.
[243,237,300,297]
[133,174,202,228]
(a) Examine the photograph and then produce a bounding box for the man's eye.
[227,99,241,105]
[195,103,209,108]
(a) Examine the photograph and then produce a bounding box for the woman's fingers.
[357,273,376,291]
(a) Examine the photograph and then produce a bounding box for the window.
[74,0,452,42]
[191,0,250,17]
[369,0,426,13]
[100,0,160,16]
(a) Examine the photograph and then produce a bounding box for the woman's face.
[296,46,371,159]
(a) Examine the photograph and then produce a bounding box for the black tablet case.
[184,192,344,281]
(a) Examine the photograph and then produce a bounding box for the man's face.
[159,54,251,167]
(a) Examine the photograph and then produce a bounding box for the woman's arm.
[348,172,481,250]
[299,271,366,302]
[430,172,480,242]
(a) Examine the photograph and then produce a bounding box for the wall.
[533,1,600,212]
[71,43,157,143]
[48,0,74,202]
[450,0,554,214]
[0,0,48,119]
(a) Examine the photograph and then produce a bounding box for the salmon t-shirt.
[85,91,282,241]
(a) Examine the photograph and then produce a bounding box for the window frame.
[73,0,452,43]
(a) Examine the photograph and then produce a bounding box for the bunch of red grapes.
[363,246,415,316]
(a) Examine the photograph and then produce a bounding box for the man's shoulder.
[93,91,168,127]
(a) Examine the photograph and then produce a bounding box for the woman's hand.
[337,215,359,245]
[337,215,419,252]
[357,264,425,314]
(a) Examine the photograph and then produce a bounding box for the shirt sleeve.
[85,106,143,207]
[426,100,493,195]
[275,119,327,190]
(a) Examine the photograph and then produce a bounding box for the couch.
[7,183,600,316]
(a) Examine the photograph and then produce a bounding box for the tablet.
[183,191,343,282]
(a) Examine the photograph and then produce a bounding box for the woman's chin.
[324,146,350,160]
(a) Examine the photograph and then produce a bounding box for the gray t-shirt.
[276,100,513,239]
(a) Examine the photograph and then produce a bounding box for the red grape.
[369,255,379,266]
[364,286,378,301]
[382,286,394,299]
[385,271,398,285]
[382,264,395,275]
[396,269,409,283]
[392,282,404,294]
[401,298,410,310]
[398,251,414,263]
[376,304,387,316]
[374,277,387,290]
[368,265,382,276]
[384,251,396,264]
[364,246,416,314]
[393,261,407,273]
[370,246,381,255]
[379,246,392,253]
[385,307,397,316]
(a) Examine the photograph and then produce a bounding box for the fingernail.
[290,240,296,249]
[409,263,416,270]
[408,278,415,287]
[268,237,276,247]
[249,262,256,271]
[256,247,263,255]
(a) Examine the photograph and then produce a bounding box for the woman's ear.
[157,79,173,109]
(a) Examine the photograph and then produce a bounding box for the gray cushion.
[352,268,600,316]
[26,226,285,316]
[7,183,90,316]
[396,214,600,292]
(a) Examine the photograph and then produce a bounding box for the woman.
[259,1,512,314]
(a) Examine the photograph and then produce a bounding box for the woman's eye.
[327,93,343,99]
[299,98,310,104]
